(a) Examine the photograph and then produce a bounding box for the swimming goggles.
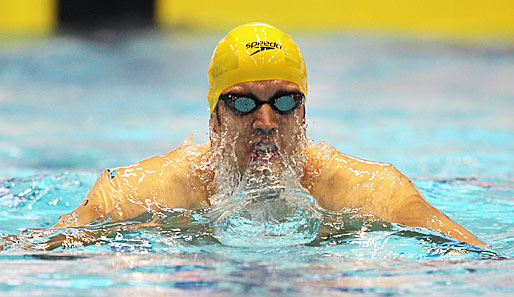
[219,93,304,116]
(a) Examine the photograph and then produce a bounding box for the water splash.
[197,101,324,247]
[210,182,322,248]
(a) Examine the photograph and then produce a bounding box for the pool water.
[0,30,513,296]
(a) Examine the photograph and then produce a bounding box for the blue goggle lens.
[220,93,303,115]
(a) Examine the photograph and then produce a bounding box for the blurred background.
[0,0,513,179]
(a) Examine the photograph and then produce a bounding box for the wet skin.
[53,80,486,247]
[210,80,306,173]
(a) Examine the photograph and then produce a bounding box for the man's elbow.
[392,194,434,228]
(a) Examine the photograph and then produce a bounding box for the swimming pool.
[0,30,513,296]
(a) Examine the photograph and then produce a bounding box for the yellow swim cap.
[208,23,307,113]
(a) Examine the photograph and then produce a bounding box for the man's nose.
[252,104,278,134]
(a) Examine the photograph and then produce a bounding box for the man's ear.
[301,104,306,125]
[209,105,220,135]
[215,105,221,126]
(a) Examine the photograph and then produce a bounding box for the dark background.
[58,0,155,29]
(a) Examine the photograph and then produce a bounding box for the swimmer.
[54,23,485,246]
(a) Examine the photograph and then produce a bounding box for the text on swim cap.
[245,41,282,56]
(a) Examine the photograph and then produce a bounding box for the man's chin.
[249,152,281,164]
[245,152,288,177]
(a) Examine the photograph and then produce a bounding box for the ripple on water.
[0,173,511,261]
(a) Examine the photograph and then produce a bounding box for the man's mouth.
[249,142,280,162]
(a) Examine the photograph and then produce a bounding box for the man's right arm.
[53,168,147,228]
[54,137,212,228]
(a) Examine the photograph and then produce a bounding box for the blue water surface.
[0,30,513,296]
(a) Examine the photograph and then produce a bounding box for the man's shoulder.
[104,134,210,182]
[305,141,393,172]
[303,141,410,211]
[152,134,210,169]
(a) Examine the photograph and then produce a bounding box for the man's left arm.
[388,167,485,246]
[304,144,485,246]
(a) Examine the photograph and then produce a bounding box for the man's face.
[210,80,306,175]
